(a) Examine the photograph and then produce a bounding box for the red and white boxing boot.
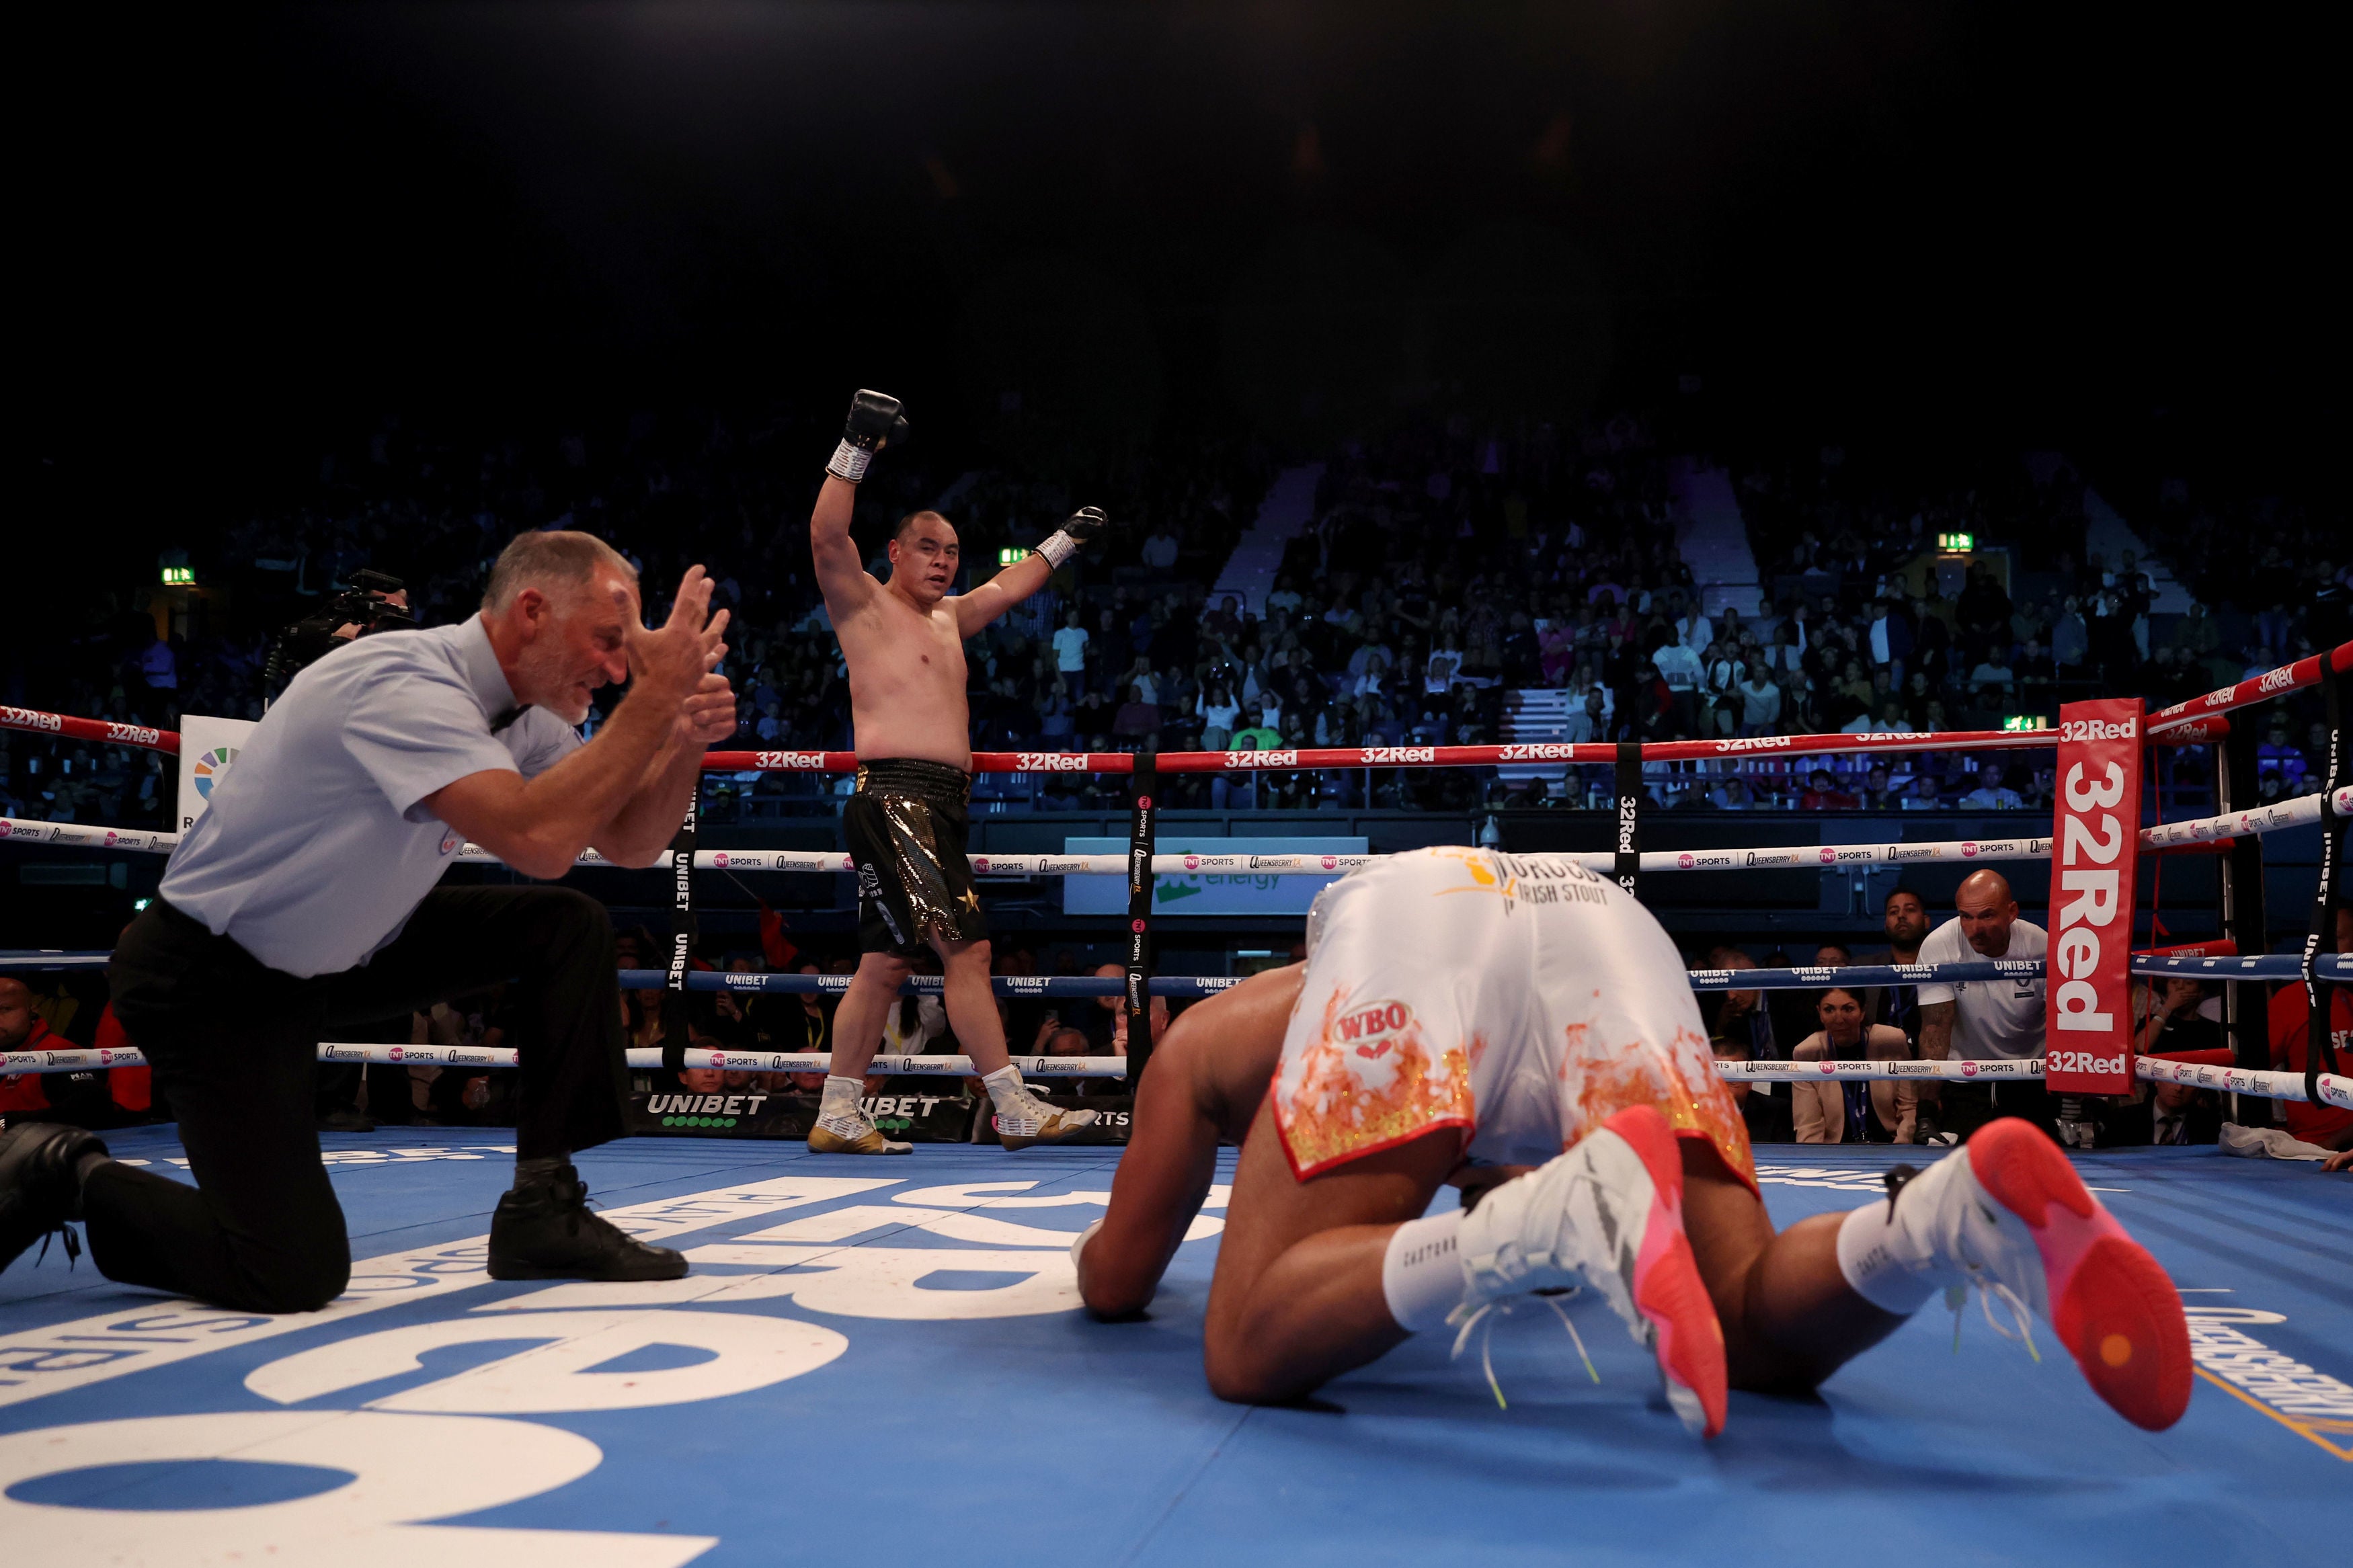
[1455,1104,1728,1438]
[1838,1118,2192,1431]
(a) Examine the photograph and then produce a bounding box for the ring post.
[1125,751,1158,1084]
[1613,741,1643,900]
[2047,699,2141,1100]
[2300,663,2346,1100]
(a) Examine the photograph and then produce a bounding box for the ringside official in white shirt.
[1913,869,2055,1145]
[6,533,735,1311]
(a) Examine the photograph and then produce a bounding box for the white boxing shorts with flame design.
[1269,846,1756,1195]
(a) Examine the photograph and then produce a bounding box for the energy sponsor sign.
[2046,699,2141,1094]
[1062,835,1365,917]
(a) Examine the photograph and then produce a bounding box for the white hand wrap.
[826,440,872,484]
[1035,530,1079,568]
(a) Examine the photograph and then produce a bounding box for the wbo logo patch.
[1333,999,1415,1059]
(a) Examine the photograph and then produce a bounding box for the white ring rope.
[5,785,2347,876]
[6,1038,2342,1107]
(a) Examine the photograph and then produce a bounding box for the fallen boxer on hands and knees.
[1076,848,2191,1436]
[806,389,1107,1153]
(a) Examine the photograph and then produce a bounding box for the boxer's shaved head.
[893,509,954,544]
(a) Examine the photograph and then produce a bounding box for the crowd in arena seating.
[2,411,2343,828]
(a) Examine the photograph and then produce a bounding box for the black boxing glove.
[826,390,910,483]
[1033,505,1109,568]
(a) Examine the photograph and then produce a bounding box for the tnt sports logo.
[1818,847,1837,865]
[1185,855,1201,870]
[1961,841,1978,858]
[708,1051,726,1068]
[1818,1062,1838,1075]
[191,745,240,800]
[388,1046,405,1063]
[971,856,991,872]
[839,854,858,872]
[1332,999,1414,1059]
[439,828,463,858]
[1960,1061,1979,1077]
[1679,852,1696,869]
[1321,855,1339,870]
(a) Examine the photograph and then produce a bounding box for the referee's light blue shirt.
[160,616,582,977]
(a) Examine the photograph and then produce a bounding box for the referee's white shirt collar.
[455,614,523,726]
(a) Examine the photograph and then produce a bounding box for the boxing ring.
[1,647,2348,1565]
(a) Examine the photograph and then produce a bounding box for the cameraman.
[0,532,734,1311]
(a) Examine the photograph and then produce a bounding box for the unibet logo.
[192,745,240,800]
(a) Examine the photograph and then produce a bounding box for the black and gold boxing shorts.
[842,759,987,956]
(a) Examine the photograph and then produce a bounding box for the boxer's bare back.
[809,475,1054,766]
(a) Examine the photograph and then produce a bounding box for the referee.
[0,533,734,1311]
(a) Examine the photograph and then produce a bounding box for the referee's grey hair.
[483,530,638,612]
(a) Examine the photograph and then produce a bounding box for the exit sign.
[1937,532,1975,552]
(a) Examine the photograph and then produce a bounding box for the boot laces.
[1445,1287,1597,1410]
[32,1223,83,1272]
[1945,1258,2041,1363]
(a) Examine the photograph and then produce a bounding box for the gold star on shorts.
[959,886,982,913]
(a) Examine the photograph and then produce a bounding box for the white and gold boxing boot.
[808,1075,911,1155]
[982,1065,1098,1151]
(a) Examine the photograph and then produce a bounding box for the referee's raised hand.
[626,565,730,700]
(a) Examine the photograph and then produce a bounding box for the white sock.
[816,1075,869,1137]
[1833,1155,1966,1315]
[1380,1208,1468,1331]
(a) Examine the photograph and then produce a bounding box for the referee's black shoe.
[0,1122,107,1275]
[486,1164,688,1282]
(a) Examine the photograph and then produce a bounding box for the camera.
[264,568,417,697]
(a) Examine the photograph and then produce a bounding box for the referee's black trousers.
[87,886,630,1313]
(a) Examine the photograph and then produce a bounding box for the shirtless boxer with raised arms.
[807,388,1106,1154]
[1075,848,2191,1437]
